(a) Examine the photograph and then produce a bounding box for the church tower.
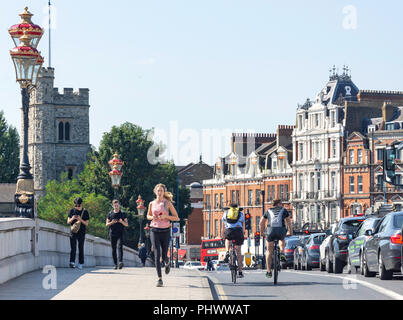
[28,67,91,196]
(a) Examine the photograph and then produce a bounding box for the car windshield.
[312,235,326,244]
[393,215,403,229]
[286,239,298,247]
[341,220,364,232]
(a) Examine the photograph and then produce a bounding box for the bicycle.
[272,239,281,285]
[229,240,238,284]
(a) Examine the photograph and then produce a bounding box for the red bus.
[200,238,225,266]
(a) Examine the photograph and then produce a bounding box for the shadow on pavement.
[0,267,95,300]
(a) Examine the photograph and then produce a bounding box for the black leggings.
[70,232,85,265]
[150,229,170,278]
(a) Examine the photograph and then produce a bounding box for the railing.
[371,186,403,193]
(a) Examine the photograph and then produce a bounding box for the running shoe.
[266,271,272,279]
[156,279,163,287]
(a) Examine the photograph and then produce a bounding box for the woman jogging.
[147,183,179,287]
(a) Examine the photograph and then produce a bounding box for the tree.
[0,111,19,182]
[79,122,186,213]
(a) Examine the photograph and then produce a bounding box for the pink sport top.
[150,199,171,229]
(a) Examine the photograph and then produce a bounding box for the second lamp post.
[109,153,124,200]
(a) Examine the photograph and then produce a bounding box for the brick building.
[203,126,294,239]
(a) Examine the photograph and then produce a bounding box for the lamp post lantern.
[136,195,145,246]
[9,7,44,218]
[108,153,124,200]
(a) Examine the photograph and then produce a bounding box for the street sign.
[172,222,180,237]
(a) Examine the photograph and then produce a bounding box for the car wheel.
[362,251,376,278]
[378,252,393,280]
[326,252,333,273]
[347,256,352,274]
[305,256,312,271]
[333,255,344,274]
[320,259,326,272]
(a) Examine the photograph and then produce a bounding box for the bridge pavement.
[0,266,213,300]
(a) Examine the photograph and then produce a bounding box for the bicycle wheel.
[273,245,278,285]
[231,250,238,284]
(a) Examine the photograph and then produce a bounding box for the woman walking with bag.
[147,183,179,287]
[67,197,89,269]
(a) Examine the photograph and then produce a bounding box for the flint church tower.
[28,67,91,196]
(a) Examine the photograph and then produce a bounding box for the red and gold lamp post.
[9,7,44,218]
[109,153,124,200]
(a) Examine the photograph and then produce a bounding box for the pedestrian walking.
[106,199,129,269]
[67,197,89,270]
[139,243,147,267]
[147,183,179,287]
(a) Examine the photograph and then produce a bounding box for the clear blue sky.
[1,1,403,165]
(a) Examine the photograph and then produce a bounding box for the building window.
[377,149,384,162]
[65,122,71,141]
[285,184,289,201]
[271,185,275,201]
[206,195,211,209]
[236,191,240,205]
[231,191,236,205]
[330,203,337,223]
[58,122,64,141]
[358,149,363,164]
[299,143,304,161]
[248,190,253,206]
[314,142,320,159]
[67,168,73,180]
[330,172,336,196]
[315,114,319,127]
[349,176,355,193]
[330,111,336,127]
[272,159,277,170]
[214,220,219,237]
[256,217,261,232]
[256,190,261,206]
[220,193,224,209]
[376,175,383,190]
[358,176,363,193]
[280,185,284,201]
[215,194,219,209]
[298,115,303,130]
[331,140,336,158]
[349,149,354,164]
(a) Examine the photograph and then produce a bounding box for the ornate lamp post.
[108,153,124,200]
[9,7,44,218]
[136,195,146,246]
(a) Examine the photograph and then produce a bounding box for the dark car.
[347,216,381,274]
[325,216,366,274]
[293,235,310,270]
[362,211,403,280]
[300,233,327,270]
[281,235,299,269]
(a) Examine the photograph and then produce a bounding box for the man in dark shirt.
[259,199,292,279]
[67,197,90,269]
[106,199,128,269]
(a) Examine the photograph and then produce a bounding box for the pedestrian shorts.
[224,227,244,246]
[266,227,287,242]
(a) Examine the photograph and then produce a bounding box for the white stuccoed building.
[291,68,359,230]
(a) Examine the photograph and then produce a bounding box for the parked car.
[319,224,337,271]
[300,233,327,270]
[183,261,205,270]
[347,216,382,274]
[282,235,299,269]
[323,217,366,273]
[362,211,403,280]
[293,235,310,270]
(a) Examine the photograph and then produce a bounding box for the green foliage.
[0,110,19,182]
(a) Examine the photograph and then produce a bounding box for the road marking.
[197,271,227,300]
[285,270,403,300]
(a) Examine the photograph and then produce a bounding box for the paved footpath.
[0,267,213,300]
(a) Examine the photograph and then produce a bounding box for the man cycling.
[222,203,245,278]
[259,199,292,279]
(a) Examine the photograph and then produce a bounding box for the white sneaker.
[77,264,83,270]
[69,262,75,268]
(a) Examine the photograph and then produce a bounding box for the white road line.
[285,270,403,300]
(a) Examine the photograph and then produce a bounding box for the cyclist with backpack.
[259,199,293,279]
[221,203,245,278]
